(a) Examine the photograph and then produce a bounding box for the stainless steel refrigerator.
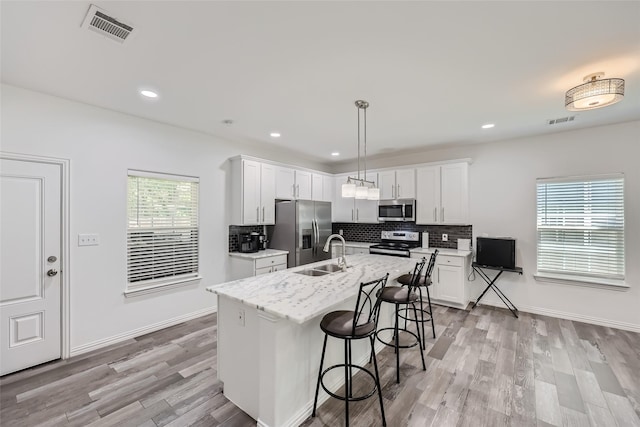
[269,200,332,267]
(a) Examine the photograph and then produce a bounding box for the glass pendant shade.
[342,182,356,198]
[367,187,380,201]
[355,184,369,199]
[565,74,624,111]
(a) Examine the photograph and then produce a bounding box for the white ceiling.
[2,1,639,165]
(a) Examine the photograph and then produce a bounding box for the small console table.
[471,263,523,318]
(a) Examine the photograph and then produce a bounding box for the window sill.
[124,276,203,298]
[534,273,628,291]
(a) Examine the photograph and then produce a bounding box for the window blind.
[536,175,624,280]
[127,172,199,287]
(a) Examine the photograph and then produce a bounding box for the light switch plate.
[78,234,100,246]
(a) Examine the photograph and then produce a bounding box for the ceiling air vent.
[81,5,134,44]
[548,116,576,125]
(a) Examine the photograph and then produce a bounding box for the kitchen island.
[206,254,417,427]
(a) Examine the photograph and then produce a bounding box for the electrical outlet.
[237,309,245,327]
[339,229,343,236]
[442,233,448,242]
[78,234,100,246]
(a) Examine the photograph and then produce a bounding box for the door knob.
[47,256,57,263]
[47,269,58,277]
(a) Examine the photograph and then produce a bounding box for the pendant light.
[565,72,625,111]
[341,100,379,200]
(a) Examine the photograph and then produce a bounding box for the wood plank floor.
[2,306,639,427]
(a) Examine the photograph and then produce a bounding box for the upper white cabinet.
[274,166,314,200]
[332,174,378,223]
[230,158,276,225]
[311,173,333,202]
[416,162,469,224]
[378,169,415,200]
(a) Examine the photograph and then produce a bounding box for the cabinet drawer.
[436,255,462,267]
[255,255,288,269]
[255,266,272,276]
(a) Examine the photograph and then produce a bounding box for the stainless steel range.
[369,231,420,257]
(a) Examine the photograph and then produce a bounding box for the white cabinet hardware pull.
[434,207,437,222]
[257,207,260,222]
[442,207,445,222]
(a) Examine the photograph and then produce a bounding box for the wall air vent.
[548,116,576,125]
[81,5,134,44]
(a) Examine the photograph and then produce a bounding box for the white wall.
[337,120,640,330]
[0,84,328,353]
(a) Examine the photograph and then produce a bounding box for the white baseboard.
[476,300,640,333]
[70,306,218,357]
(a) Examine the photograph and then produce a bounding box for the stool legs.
[370,335,387,426]
[425,286,436,340]
[417,287,426,350]
[312,334,328,417]
[313,334,386,426]
[412,302,427,371]
[394,303,400,383]
[344,340,349,426]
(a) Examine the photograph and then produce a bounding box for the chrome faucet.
[323,234,348,271]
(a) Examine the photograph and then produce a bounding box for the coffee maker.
[238,233,259,253]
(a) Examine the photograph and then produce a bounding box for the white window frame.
[125,170,201,297]
[534,173,626,289]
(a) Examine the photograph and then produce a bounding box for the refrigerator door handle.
[313,219,319,255]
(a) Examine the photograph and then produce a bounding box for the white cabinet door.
[378,171,396,200]
[416,166,441,224]
[355,199,379,223]
[416,163,468,225]
[275,167,296,199]
[312,173,323,201]
[322,175,334,202]
[295,170,312,199]
[260,163,276,224]
[242,160,261,225]
[395,169,415,199]
[333,176,355,222]
[435,264,464,304]
[440,163,469,224]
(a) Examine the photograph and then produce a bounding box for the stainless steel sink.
[312,263,344,273]
[294,262,350,276]
[294,269,330,276]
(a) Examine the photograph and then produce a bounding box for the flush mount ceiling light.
[565,72,625,111]
[331,152,340,156]
[140,90,158,99]
[481,123,495,129]
[341,100,380,201]
[270,132,281,138]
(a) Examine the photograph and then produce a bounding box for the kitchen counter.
[410,247,472,257]
[228,249,289,260]
[208,253,415,324]
[207,254,416,426]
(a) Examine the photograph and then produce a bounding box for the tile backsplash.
[228,225,264,252]
[332,222,472,250]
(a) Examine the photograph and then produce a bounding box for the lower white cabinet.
[410,251,470,308]
[229,253,288,281]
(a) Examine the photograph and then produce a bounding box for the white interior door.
[1,158,61,375]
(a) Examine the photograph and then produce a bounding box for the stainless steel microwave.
[378,199,416,222]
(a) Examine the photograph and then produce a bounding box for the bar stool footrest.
[375,327,420,349]
[319,364,379,402]
[397,307,433,323]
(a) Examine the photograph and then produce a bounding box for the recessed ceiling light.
[140,90,158,98]
[481,123,495,129]
[331,152,340,156]
[270,132,281,138]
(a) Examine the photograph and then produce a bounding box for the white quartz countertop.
[331,241,372,248]
[228,249,289,260]
[207,254,416,324]
[410,247,472,257]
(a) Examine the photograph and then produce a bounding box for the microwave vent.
[81,4,134,44]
